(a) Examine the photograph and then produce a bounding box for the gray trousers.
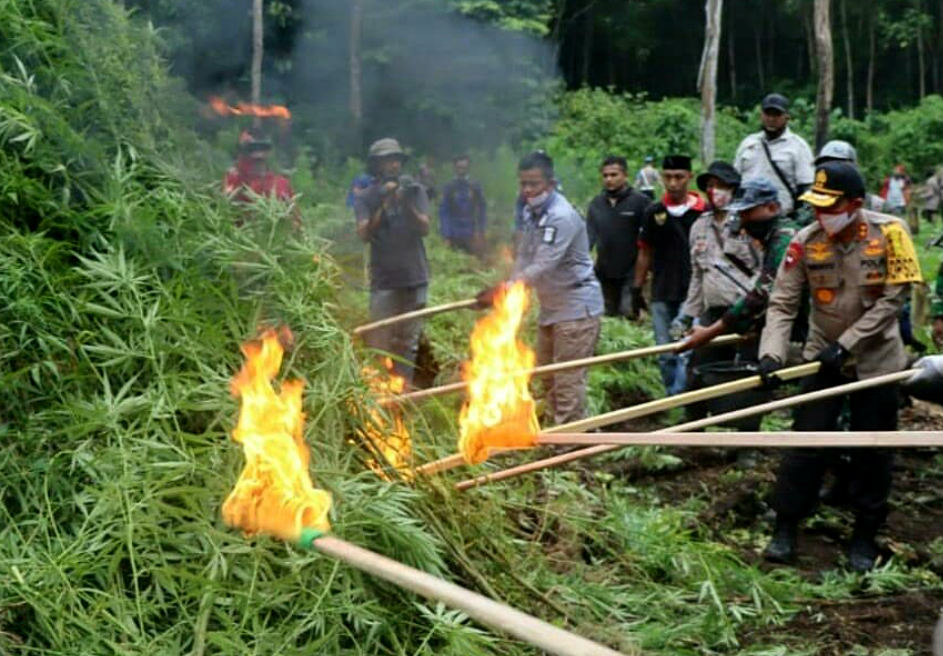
[537,315,601,426]
[367,284,427,384]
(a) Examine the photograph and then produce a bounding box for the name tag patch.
[542,227,557,244]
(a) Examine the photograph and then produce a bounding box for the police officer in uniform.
[757,161,923,572]
[478,152,604,425]
[680,177,796,352]
[673,162,752,336]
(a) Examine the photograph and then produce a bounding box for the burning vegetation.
[458,281,540,464]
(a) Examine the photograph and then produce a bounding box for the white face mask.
[709,188,732,209]
[818,210,855,236]
[526,189,552,208]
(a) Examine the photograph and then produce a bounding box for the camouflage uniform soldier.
[757,161,923,572]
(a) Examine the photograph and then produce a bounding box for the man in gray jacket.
[479,151,604,425]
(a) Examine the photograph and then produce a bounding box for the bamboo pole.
[537,431,943,448]
[302,532,634,656]
[455,368,919,491]
[394,334,745,405]
[414,361,819,476]
[353,299,478,336]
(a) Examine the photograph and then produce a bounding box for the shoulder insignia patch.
[542,226,557,244]
[654,211,668,225]
[784,242,803,270]
[881,223,923,284]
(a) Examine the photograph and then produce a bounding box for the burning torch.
[222,328,635,656]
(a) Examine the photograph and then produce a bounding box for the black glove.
[816,341,850,375]
[630,287,647,316]
[474,284,503,310]
[757,356,783,389]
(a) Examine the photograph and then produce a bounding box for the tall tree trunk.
[754,26,766,89]
[581,6,594,86]
[867,13,875,113]
[727,0,737,102]
[814,0,834,150]
[840,0,854,119]
[699,0,724,164]
[804,10,818,77]
[917,14,927,99]
[251,0,263,127]
[350,0,364,152]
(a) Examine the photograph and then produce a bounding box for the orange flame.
[360,359,413,479]
[458,282,539,464]
[222,329,331,542]
[209,96,291,120]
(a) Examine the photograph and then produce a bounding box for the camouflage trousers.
[536,315,601,426]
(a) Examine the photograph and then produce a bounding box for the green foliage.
[543,89,751,207]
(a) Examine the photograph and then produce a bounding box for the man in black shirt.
[355,138,431,384]
[632,154,706,394]
[587,155,652,317]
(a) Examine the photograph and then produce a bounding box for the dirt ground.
[611,399,943,655]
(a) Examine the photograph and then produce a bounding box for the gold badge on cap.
[815,169,828,187]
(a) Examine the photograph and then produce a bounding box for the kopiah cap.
[761,93,790,113]
[727,177,780,211]
[697,161,741,192]
[662,154,692,171]
[815,140,858,165]
[799,161,867,208]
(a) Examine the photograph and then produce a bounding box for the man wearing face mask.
[477,151,603,425]
[734,93,815,217]
[757,161,923,572]
[587,155,652,318]
[679,177,794,356]
[633,155,706,395]
[673,161,753,339]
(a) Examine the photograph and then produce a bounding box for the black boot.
[847,527,881,573]
[764,518,798,564]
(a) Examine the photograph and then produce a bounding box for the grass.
[3,2,943,654]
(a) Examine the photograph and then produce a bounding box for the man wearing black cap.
[734,93,814,217]
[632,154,706,395]
[355,137,432,384]
[757,161,923,572]
[673,161,753,337]
[587,155,652,317]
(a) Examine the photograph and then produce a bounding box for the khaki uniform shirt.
[760,209,922,379]
[734,128,815,215]
[681,211,760,319]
